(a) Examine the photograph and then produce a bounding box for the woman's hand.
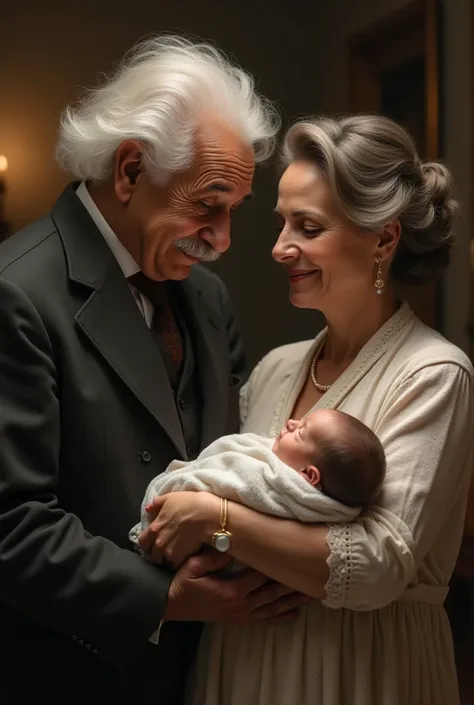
[138,491,221,568]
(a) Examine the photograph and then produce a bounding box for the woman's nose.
[287,419,297,431]
[272,230,299,263]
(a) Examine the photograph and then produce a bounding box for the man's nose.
[200,214,231,254]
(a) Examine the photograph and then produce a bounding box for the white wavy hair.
[55,34,280,183]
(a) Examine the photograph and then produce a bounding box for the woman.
[140,115,474,705]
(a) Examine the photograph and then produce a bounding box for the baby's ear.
[301,465,321,487]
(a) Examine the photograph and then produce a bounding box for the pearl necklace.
[310,337,331,392]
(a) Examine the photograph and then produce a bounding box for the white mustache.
[174,237,221,263]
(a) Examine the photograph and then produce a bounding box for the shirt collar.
[75,181,140,278]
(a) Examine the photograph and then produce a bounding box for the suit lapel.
[180,278,228,447]
[52,184,187,459]
[76,265,187,458]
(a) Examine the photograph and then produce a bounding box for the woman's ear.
[114,140,142,204]
[376,218,401,263]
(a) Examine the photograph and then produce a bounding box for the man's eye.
[198,201,212,212]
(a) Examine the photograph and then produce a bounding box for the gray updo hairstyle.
[281,114,458,285]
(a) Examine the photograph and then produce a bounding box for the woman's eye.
[303,226,322,236]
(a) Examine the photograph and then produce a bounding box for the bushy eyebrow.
[205,183,253,200]
[206,183,231,193]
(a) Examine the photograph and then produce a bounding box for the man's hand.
[164,548,311,624]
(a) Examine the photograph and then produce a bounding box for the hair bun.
[390,161,459,285]
[421,161,457,216]
[420,160,459,255]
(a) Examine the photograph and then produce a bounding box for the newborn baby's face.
[272,409,340,472]
[272,412,324,470]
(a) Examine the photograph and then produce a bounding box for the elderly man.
[0,35,305,698]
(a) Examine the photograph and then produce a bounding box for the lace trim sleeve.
[322,523,355,609]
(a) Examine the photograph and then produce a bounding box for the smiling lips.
[288,268,320,282]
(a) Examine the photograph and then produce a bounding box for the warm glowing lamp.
[0,155,7,194]
[0,155,9,241]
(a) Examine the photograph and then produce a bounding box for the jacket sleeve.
[0,278,172,668]
[323,361,474,610]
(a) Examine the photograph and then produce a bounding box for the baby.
[130,409,386,549]
[273,409,386,506]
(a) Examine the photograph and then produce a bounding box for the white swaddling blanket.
[129,433,360,546]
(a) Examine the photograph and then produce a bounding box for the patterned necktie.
[128,272,184,372]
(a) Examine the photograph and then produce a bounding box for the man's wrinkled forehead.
[190,119,256,190]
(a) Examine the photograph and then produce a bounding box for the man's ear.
[114,140,142,204]
[300,465,321,487]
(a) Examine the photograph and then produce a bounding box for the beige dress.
[189,302,474,705]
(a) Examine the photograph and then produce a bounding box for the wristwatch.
[212,498,232,552]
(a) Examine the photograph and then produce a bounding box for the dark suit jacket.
[0,184,246,695]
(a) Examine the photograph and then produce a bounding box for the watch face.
[215,533,231,552]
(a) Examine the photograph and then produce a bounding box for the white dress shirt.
[76,181,164,644]
[76,181,154,328]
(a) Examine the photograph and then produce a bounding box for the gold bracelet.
[221,497,228,529]
[212,498,232,553]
